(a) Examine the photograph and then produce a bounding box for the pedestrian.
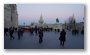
[21,27,24,36]
[59,29,66,46]
[30,27,34,35]
[81,29,84,35]
[18,28,21,40]
[15,28,17,32]
[38,27,43,44]
[55,29,56,33]
[58,29,60,33]
[9,27,14,40]
[35,26,38,35]
[4,27,8,36]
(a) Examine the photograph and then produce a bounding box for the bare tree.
[68,14,76,30]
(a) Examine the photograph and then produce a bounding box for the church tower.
[39,14,44,27]
[39,14,44,24]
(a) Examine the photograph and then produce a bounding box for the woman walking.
[59,29,66,46]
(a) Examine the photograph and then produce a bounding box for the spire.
[72,14,74,19]
[72,14,76,23]
[40,14,43,19]
[39,14,44,24]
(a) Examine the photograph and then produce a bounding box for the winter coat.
[59,30,66,42]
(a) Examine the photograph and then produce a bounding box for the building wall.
[4,4,18,28]
[30,22,63,31]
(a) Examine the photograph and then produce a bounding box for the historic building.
[38,14,44,27]
[4,4,18,28]
[30,14,63,31]
[64,14,84,30]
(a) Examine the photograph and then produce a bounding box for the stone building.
[4,4,18,28]
[30,14,63,31]
[38,14,44,27]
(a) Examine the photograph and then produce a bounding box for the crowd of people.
[4,27,24,40]
[72,28,84,35]
[4,26,84,46]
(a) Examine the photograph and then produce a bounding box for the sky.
[17,4,84,25]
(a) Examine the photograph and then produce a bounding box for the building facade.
[4,4,18,28]
[30,14,63,31]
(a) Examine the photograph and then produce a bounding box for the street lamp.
[23,23,25,28]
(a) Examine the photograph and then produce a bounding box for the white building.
[30,14,63,31]
[4,4,18,28]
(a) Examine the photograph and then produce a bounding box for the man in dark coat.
[59,29,66,46]
[81,29,84,35]
[38,27,43,44]
[57,29,60,33]
[9,27,14,40]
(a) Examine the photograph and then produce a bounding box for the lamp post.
[23,23,25,28]
[56,18,59,30]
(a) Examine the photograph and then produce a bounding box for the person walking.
[21,27,24,36]
[4,28,8,36]
[81,28,84,35]
[30,27,34,35]
[18,28,21,40]
[38,27,43,44]
[9,27,14,40]
[59,29,66,46]
[35,26,38,35]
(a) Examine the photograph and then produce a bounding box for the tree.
[56,18,59,23]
